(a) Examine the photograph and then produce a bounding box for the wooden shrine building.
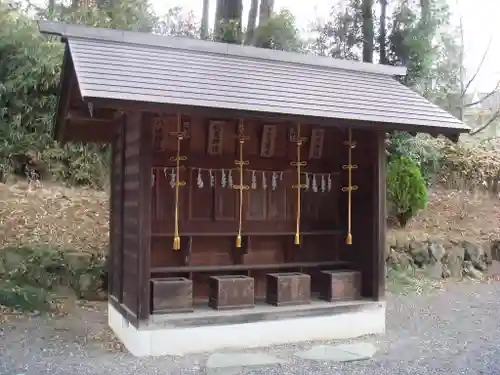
[39,21,469,357]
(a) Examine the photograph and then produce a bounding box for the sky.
[152,0,500,93]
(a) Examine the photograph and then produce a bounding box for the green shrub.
[1,246,67,290]
[387,156,428,227]
[0,246,107,310]
[0,281,52,312]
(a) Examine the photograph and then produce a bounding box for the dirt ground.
[0,181,498,254]
[397,187,500,243]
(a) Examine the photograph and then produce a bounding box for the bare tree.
[455,5,500,135]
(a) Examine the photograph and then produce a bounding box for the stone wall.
[387,231,500,280]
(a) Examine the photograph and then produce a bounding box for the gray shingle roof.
[39,21,469,134]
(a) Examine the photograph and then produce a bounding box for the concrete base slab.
[108,301,386,357]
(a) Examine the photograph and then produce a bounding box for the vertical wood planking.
[120,112,141,317]
[373,130,387,300]
[110,117,125,302]
[137,112,153,320]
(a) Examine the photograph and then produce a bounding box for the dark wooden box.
[151,277,193,314]
[266,272,311,306]
[319,270,361,302]
[208,275,255,310]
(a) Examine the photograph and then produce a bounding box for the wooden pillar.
[109,116,125,302]
[137,112,153,321]
[346,129,386,301]
[117,111,152,323]
[372,130,387,300]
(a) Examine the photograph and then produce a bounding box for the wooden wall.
[108,112,152,322]
[109,110,386,315]
[148,114,354,299]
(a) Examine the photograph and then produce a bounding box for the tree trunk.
[420,0,430,22]
[245,0,259,45]
[258,0,274,26]
[214,0,224,31]
[378,0,387,64]
[201,0,210,40]
[48,0,55,15]
[71,0,79,9]
[214,0,243,43]
[361,0,374,63]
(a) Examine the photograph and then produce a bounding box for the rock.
[486,260,500,277]
[386,232,398,250]
[442,244,465,279]
[441,265,452,279]
[385,244,392,260]
[491,240,500,261]
[387,252,413,270]
[463,241,487,271]
[394,232,411,251]
[76,273,101,299]
[64,252,92,272]
[483,242,493,265]
[426,262,444,279]
[409,241,430,267]
[463,261,483,280]
[429,241,446,263]
[296,343,377,362]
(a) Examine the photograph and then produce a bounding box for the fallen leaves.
[0,181,109,254]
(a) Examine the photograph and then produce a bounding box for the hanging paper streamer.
[305,173,310,191]
[272,172,278,191]
[262,171,268,190]
[341,128,359,245]
[312,174,318,193]
[196,168,204,188]
[290,123,307,245]
[228,169,234,188]
[209,169,215,187]
[251,170,257,189]
[233,119,250,248]
[221,169,227,188]
[327,174,332,192]
[169,168,176,188]
[320,175,326,193]
[169,114,187,250]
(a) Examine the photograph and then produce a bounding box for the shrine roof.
[38,21,469,137]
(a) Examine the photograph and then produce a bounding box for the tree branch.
[461,35,493,97]
[469,110,500,135]
[463,80,500,107]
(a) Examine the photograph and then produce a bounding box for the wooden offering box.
[266,272,311,306]
[208,275,255,310]
[151,277,193,314]
[319,270,361,302]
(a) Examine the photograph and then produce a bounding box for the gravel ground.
[1,280,500,375]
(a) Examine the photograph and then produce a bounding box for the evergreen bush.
[387,156,428,227]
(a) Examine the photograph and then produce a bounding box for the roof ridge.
[38,21,407,77]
